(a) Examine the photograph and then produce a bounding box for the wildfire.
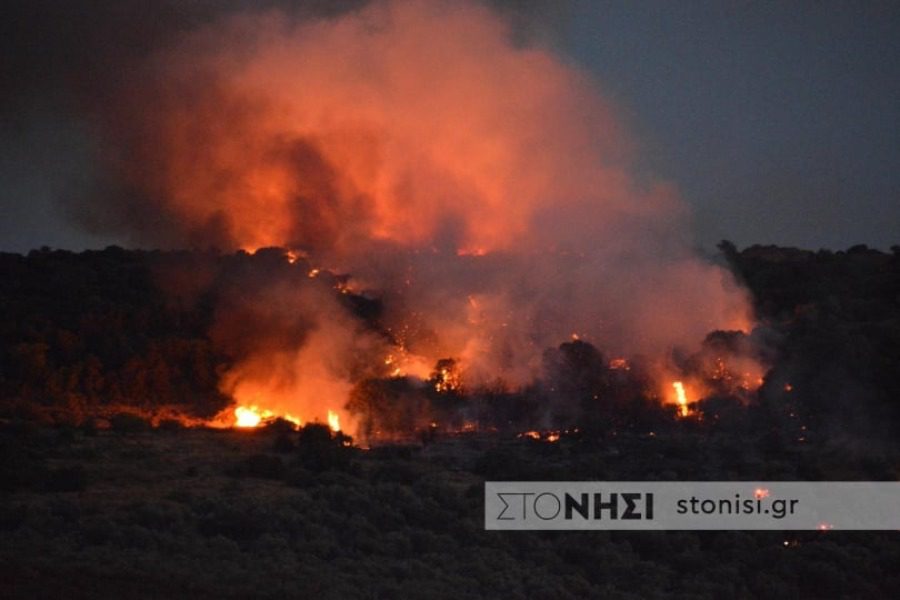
[231,405,342,432]
[231,405,304,429]
[696,352,767,395]
[433,362,462,394]
[517,428,575,443]
[82,0,759,450]
[234,405,264,428]
[382,348,431,379]
[609,358,630,370]
[672,381,690,418]
[384,354,403,377]
[327,410,341,432]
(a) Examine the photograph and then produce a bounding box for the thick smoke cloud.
[68,0,753,428]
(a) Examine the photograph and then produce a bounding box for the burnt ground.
[1,422,898,599]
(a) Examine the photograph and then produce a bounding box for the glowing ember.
[609,358,630,370]
[672,381,690,417]
[433,360,462,394]
[327,410,341,432]
[384,354,403,377]
[517,429,566,442]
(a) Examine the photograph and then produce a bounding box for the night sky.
[1,0,898,253]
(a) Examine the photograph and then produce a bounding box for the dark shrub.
[263,417,297,435]
[80,419,98,436]
[156,418,184,431]
[272,433,296,453]
[285,467,314,488]
[0,455,46,492]
[295,423,353,472]
[53,426,77,445]
[371,460,421,484]
[110,413,151,433]
[369,445,417,460]
[197,507,273,542]
[232,453,285,480]
[44,465,88,492]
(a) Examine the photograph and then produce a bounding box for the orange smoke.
[90,0,755,431]
[103,0,630,257]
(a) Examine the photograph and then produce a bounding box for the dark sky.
[560,1,900,251]
[1,0,898,253]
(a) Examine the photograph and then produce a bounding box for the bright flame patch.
[672,381,690,418]
[327,410,341,432]
[234,406,263,428]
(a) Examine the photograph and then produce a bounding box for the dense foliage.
[0,247,230,421]
[720,242,900,441]
[1,423,898,599]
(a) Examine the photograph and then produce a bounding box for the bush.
[272,433,296,453]
[263,417,297,435]
[110,413,151,433]
[230,453,285,480]
[156,419,184,431]
[295,423,353,472]
[43,465,88,492]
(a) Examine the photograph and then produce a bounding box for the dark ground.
[0,421,898,599]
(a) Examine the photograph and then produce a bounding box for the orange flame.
[232,405,303,429]
[234,406,264,428]
[609,357,629,370]
[672,381,690,418]
[327,410,341,432]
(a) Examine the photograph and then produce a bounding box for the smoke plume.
[79,0,753,430]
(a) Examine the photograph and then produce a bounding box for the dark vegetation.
[1,419,897,598]
[1,243,899,598]
[719,242,900,442]
[0,247,231,423]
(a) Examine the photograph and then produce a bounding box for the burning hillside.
[57,0,757,436]
[5,243,896,445]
